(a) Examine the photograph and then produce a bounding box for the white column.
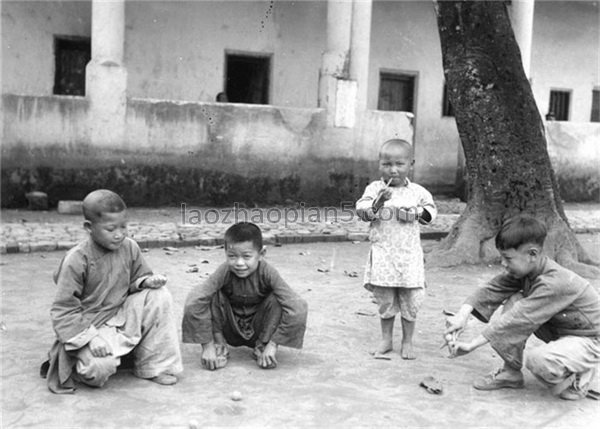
[350,0,372,113]
[86,0,127,146]
[510,0,535,77]
[319,0,353,126]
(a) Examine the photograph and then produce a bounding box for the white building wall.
[124,1,326,107]
[1,0,91,95]
[369,0,460,188]
[1,1,598,194]
[530,1,599,122]
[3,1,597,121]
[273,1,327,108]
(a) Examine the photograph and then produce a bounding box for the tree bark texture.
[431,1,597,277]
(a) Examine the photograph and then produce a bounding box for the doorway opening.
[377,71,417,112]
[225,53,271,105]
[53,36,91,96]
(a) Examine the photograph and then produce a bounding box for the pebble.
[231,390,242,401]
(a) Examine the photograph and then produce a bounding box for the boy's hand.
[373,188,392,212]
[143,274,167,289]
[445,314,466,335]
[444,305,472,335]
[89,335,112,358]
[201,341,219,371]
[448,340,473,358]
[258,341,278,369]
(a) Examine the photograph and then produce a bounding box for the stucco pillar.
[510,0,535,77]
[319,0,353,127]
[86,0,127,146]
[350,0,372,114]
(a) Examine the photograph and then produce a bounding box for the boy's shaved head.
[379,139,413,159]
[225,222,263,250]
[82,189,127,222]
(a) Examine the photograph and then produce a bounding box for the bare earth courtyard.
[1,239,599,428]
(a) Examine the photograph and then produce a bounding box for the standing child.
[41,189,182,393]
[182,222,308,370]
[356,139,436,359]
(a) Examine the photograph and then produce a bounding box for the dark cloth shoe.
[559,386,587,401]
[473,368,524,391]
[556,373,591,401]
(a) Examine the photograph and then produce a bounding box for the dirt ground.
[1,238,599,428]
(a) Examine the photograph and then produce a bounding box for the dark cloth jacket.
[182,260,308,348]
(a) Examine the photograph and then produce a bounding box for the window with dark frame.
[548,90,571,121]
[377,72,415,112]
[53,36,91,96]
[442,82,454,117]
[225,53,271,105]
[591,89,600,122]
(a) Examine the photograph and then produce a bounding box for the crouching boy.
[445,215,600,400]
[182,222,308,370]
[41,190,183,393]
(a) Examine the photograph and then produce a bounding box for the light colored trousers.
[75,287,183,387]
[526,335,600,392]
[503,293,600,391]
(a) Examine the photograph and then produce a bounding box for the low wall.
[1,94,412,207]
[546,121,600,202]
[4,95,594,208]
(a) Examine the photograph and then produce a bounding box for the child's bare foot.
[371,340,393,357]
[372,317,395,358]
[215,343,229,369]
[400,318,416,359]
[252,344,277,369]
[400,342,416,360]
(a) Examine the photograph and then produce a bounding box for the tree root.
[427,212,599,279]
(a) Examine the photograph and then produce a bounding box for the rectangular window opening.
[591,89,600,122]
[53,36,91,96]
[442,82,454,117]
[548,90,571,121]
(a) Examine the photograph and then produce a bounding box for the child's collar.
[87,236,114,255]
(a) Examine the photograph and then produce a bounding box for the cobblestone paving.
[1,206,598,254]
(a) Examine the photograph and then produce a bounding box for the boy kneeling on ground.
[182,222,308,370]
[445,214,600,400]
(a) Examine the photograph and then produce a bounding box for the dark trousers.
[210,292,282,348]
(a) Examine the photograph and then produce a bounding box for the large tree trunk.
[430,1,598,278]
